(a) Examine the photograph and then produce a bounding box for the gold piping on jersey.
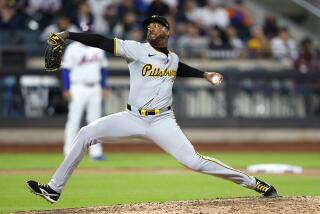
[113,38,117,56]
[141,64,176,77]
[196,152,252,179]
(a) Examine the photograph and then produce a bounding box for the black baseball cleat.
[254,178,278,197]
[26,180,60,203]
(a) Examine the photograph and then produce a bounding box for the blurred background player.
[40,13,79,42]
[61,22,108,160]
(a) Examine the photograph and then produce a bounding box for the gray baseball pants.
[49,110,256,193]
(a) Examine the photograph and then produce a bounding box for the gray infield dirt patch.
[16,196,320,214]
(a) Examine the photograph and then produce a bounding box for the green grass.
[0,152,320,169]
[0,152,319,213]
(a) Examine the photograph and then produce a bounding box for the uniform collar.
[149,43,169,56]
[154,47,169,56]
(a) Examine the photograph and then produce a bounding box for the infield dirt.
[17,196,320,214]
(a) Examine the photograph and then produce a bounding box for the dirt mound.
[20,196,320,214]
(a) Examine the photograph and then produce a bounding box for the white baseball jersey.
[62,42,107,85]
[114,38,179,110]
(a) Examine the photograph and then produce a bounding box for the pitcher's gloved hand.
[44,32,68,72]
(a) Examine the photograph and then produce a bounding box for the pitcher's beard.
[147,34,167,47]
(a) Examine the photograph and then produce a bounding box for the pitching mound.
[20,196,320,214]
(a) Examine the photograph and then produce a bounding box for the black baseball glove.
[44,32,65,72]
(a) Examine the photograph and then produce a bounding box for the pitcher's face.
[146,22,169,44]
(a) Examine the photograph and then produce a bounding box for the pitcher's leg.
[49,111,146,193]
[146,113,256,189]
[49,126,90,192]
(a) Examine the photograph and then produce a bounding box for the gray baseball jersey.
[115,38,178,110]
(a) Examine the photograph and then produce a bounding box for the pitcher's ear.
[164,27,170,36]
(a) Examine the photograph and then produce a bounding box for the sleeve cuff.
[113,38,117,56]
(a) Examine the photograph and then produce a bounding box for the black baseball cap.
[142,15,170,30]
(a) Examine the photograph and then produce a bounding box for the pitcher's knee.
[176,154,202,171]
[78,126,94,147]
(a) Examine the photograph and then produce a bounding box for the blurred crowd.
[0,0,320,72]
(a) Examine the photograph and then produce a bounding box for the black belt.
[127,104,171,116]
[73,82,98,87]
[83,83,98,87]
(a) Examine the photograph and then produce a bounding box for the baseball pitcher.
[26,15,277,203]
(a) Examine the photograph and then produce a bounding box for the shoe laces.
[38,183,51,190]
[255,180,271,193]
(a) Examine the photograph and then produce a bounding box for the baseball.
[211,75,222,84]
